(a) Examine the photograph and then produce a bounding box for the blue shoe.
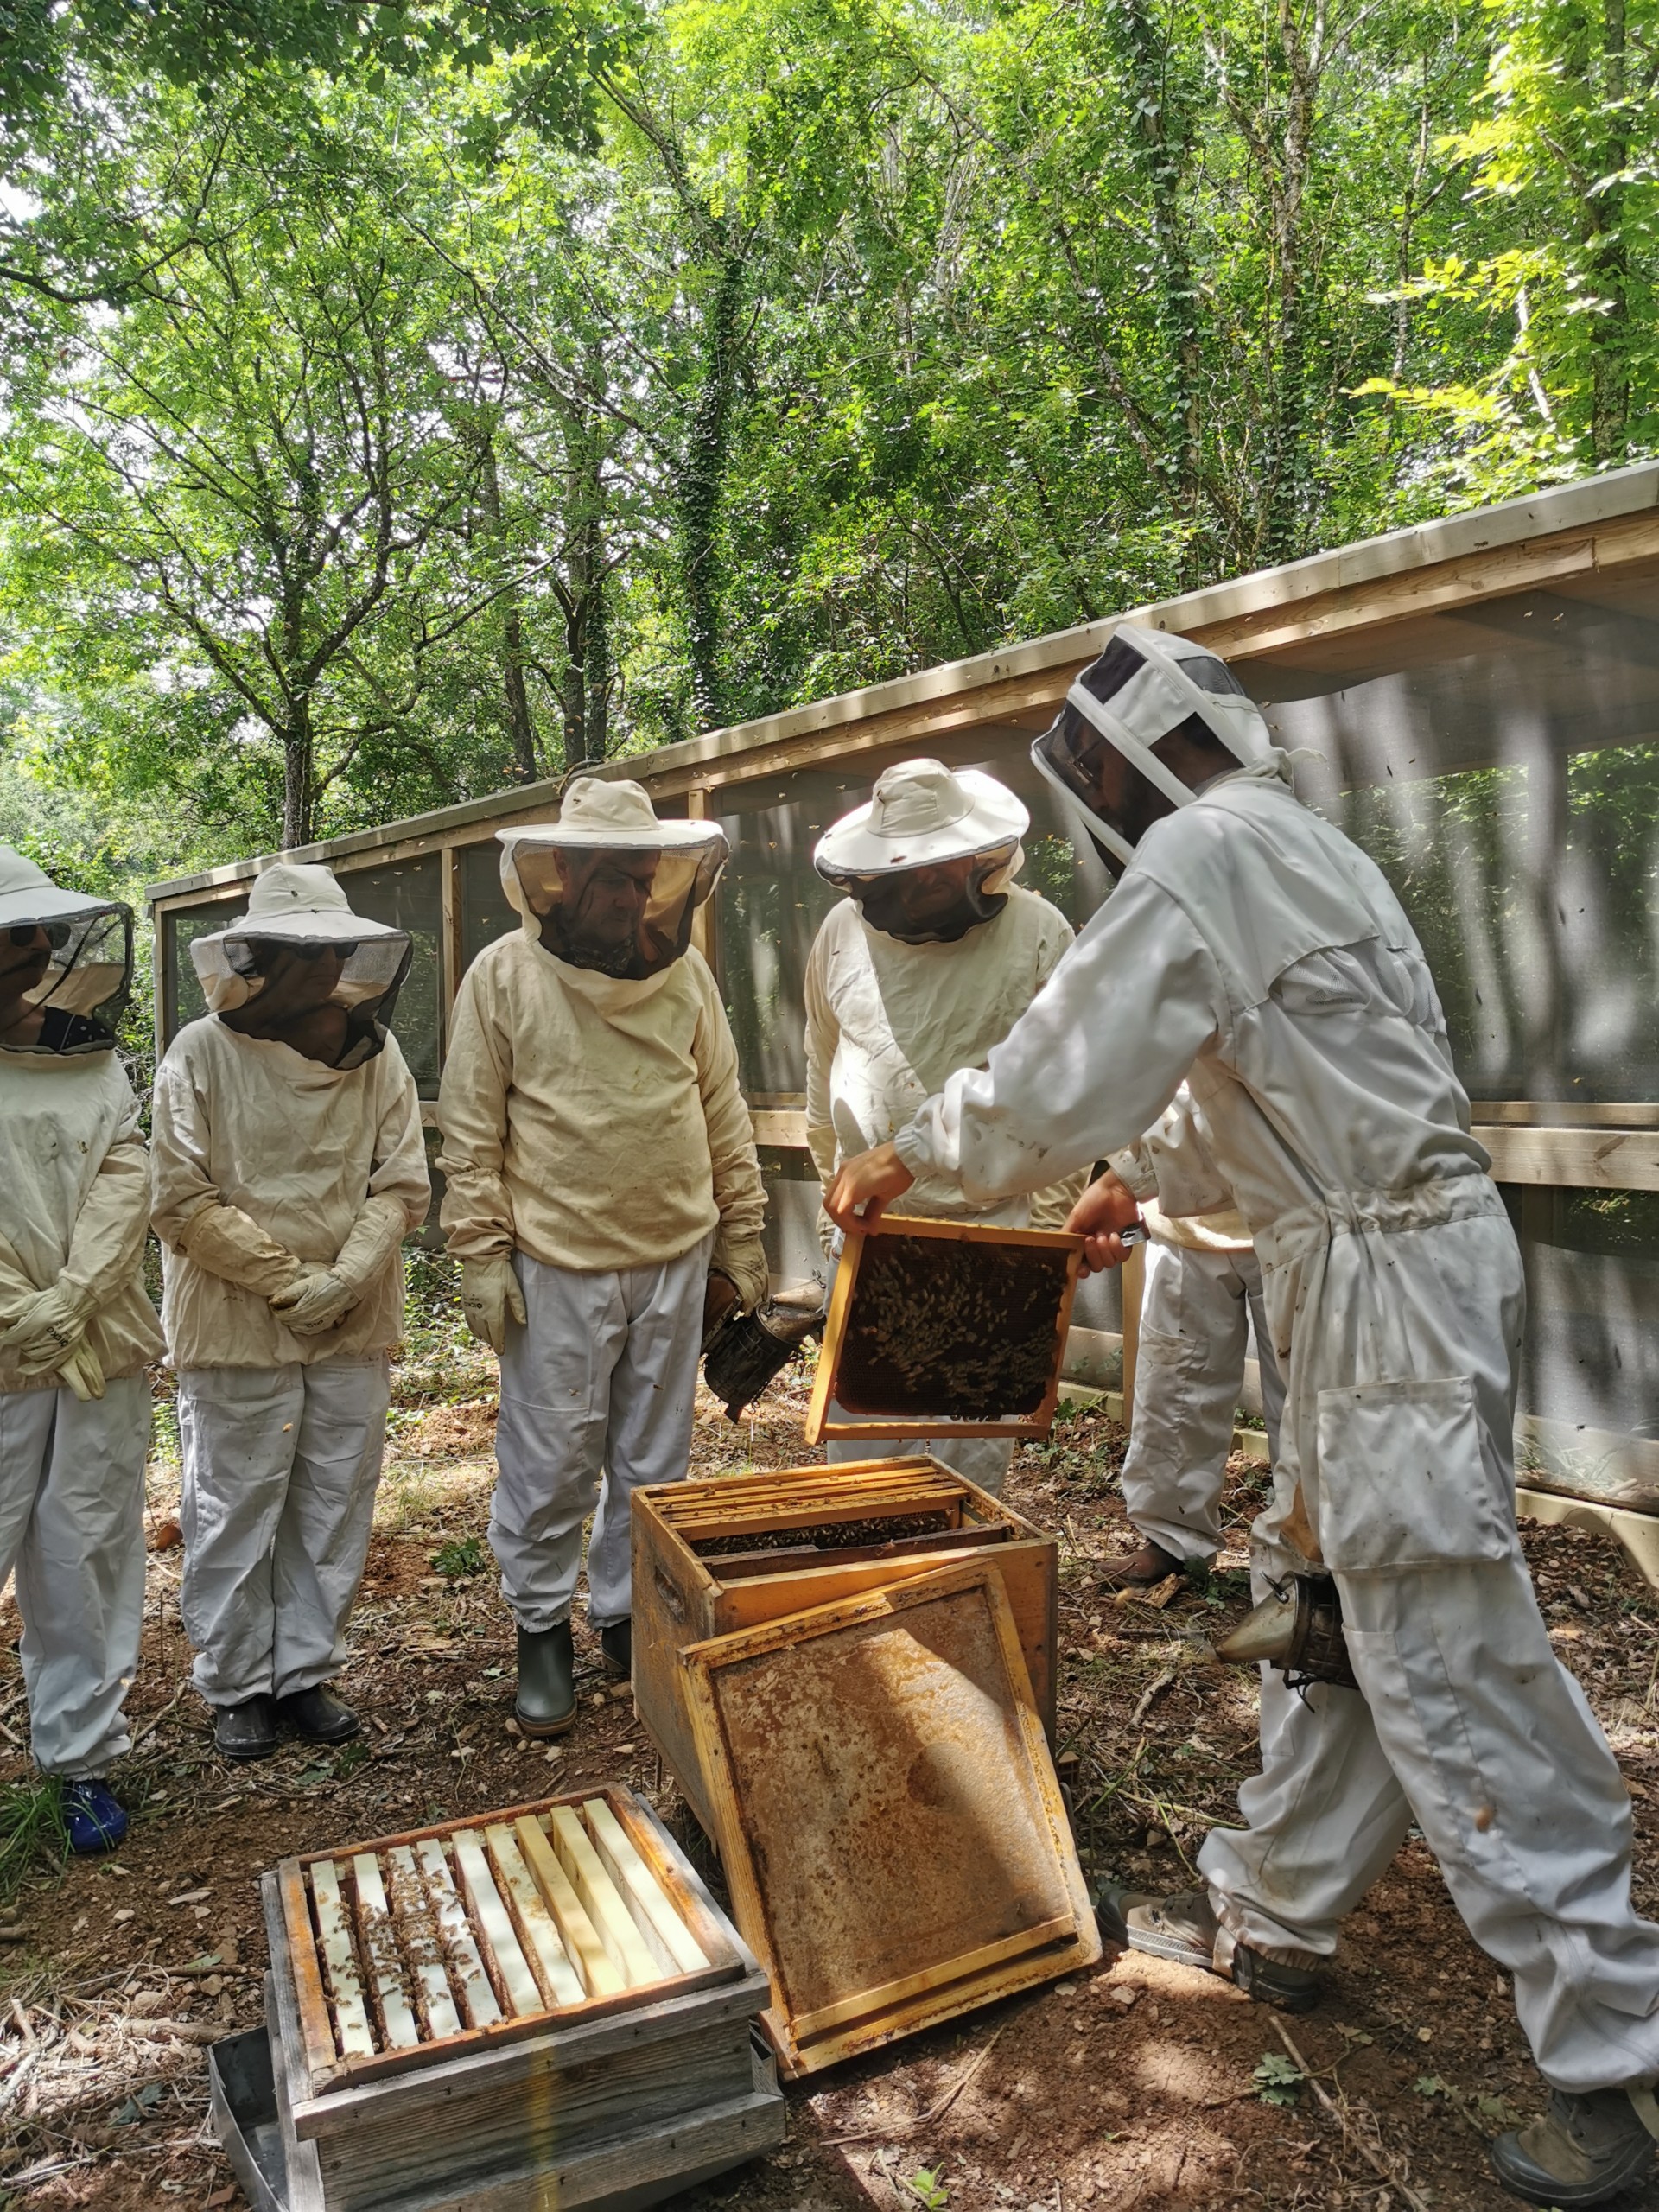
[62,1779,129,1854]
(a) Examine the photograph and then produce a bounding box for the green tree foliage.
[0,0,1654,867]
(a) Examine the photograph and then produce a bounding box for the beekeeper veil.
[0,845,132,1056]
[812,760,1028,944]
[191,862,410,1071]
[499,778,728,982]
[1031,625,1281,869]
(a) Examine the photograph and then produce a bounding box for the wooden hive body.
[260,1787,781,2211]
[632,1457,1058,1838]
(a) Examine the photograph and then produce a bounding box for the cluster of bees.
[841,1241,1068,1418]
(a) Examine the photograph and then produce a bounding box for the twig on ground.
[822,2024,1007,2146]
[1274,2015,1431,2212]
[1129,1669,1176,1727]
[130,1679,191,1756]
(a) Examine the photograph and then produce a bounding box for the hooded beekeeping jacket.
[0,1054,165,1393]
[894,772,1498,1571]
[150,1019,429,1369]
[805,887,1083,1230]
[437,934,769,1311]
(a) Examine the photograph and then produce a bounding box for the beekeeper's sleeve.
[62,1097,154,1316]
[150,1056,303,1297]
[804,923,841,1198]
[692,965,769,1311]
[437,963,516,1265]
[337,1062,429,1290]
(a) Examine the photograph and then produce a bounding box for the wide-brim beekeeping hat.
[813,761,1027,882]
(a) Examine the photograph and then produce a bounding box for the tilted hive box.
[632,1455,1058,1840]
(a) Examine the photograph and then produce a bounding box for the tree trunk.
[1587,0,1630,459]
[680,247,744,732]
[479,435,539,783]
[283,692,314,849]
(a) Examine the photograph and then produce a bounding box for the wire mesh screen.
[1255,575,1659,1104]
[165,894,249,1033]
[344,856,442,1096]
[460,838,518,976]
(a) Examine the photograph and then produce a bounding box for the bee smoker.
[1216,1573,1358,1693]
[702,1284,827,1421]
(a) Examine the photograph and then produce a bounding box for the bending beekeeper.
[1100,1082,1284,1586]
[151,864,429,1763]
[826,625,1659,2209]
[0,848,162,1853]
[438,778,766,1738]
[807,759,1083,1494]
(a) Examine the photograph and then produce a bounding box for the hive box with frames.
[632,1456,1058,1840]
[241,1785,781,2211]
[805,1214,1086,1448]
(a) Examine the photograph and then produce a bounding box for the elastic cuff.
[891,1123,932,1179]
[1106,1146,1158,1200]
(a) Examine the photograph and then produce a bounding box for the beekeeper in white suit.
[827,625,1659,2208]
[806,760,1082,1494]
[1100,1082,1285,1586]
[0,848,162,1853]
[438,778,767,1738]
[151,863,429,1764]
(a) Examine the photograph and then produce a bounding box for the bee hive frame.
[259,1786,782,2212]
[805,1215,1085,1446]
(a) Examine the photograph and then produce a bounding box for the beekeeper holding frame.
[827,624,1659,2208]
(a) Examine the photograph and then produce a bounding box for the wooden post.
[1120,1243,1145,1433]
[439,843,461,1065]
[685,788,718,972]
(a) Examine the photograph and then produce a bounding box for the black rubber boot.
[213,1694,279,1761]
[600,1618,632,1681]
[1491,2088,1659,2206]
[515,1621,576,1738]
[1095,1883,1323,2014]
[276,1685,359,1745]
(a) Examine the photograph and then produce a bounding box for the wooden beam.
[439,842,462,1052]
[1478,1124,1659,1190]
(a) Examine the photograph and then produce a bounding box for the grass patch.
[0,1777,68,1904]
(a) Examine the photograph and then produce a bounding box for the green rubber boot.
[515,1621,576,1738]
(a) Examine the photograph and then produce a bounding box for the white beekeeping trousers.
[178,1355,391,1705]
[1198,1199,1659,2094]
[1122,1238,1285,1561]
[0,1377,149,1777]
[492,1236,711,1630]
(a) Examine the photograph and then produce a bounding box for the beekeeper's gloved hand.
[0,1275,97,1375]
[702,1270,741,1350]
[270,1268,357,1337]
[54,1335,107,1403]
[461,1255,525,1355]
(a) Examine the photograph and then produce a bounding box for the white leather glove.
[461,1255,525,1355]
[270,1269,357,1336]
[0,1276,98,1376]
[54,1335,107,1403]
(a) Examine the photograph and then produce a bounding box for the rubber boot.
[276,1685,359,1745]
[1095,1882,1323,2012]
[1490,2088,1659,2206]
[515,1621,576,1738]
[600,1618,632,1681]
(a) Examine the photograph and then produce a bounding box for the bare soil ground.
[3,1300,1657,2212]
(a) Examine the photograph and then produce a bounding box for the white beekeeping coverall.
[887,715,1659,2096]
[807,760,1084,1493]
[438,777,766,1633]
[1108,1085,1284,1568]
[0,846,161,1777]
[150,862,429,1712]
